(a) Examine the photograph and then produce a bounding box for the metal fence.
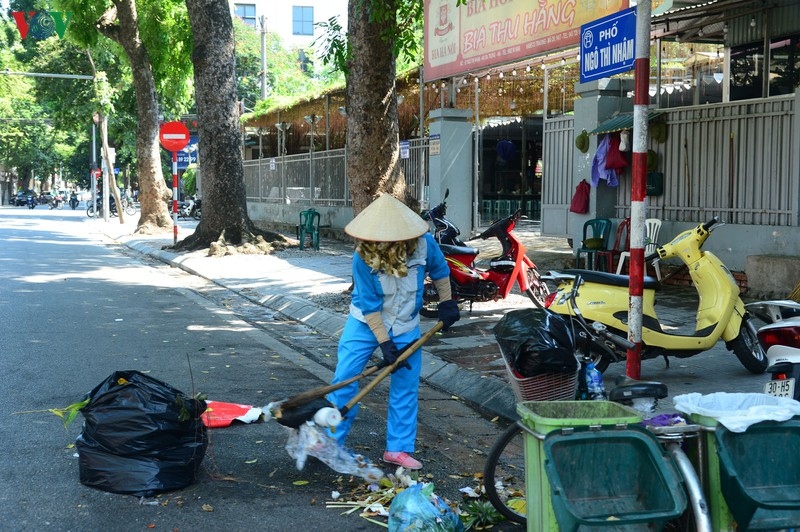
[539,95,798,232]
[614,95,798,227]
[244,138,430,207]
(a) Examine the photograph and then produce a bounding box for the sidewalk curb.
[121,237,520,421]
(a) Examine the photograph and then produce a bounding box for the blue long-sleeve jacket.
[348,232,449,336]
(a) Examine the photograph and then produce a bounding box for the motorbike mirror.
[443,188,449,200]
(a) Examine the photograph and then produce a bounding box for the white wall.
[230,0,348,53]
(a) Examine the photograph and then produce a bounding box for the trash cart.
[674,392,800,531]
[517,401,686,531]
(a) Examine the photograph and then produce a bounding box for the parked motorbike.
[418,189,549,317]
[745,300,800,400]
[178,196,201,220]
[86,197,117,218]
[545,217,767,374]
[69,192,79,210]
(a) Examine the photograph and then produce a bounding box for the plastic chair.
[576,218,612,270]
[298,208,321,251]
[616,218,662,279]
[597,218,630,273]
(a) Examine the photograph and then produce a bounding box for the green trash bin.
[543,425,687,531]
[516,401,645,530]
[715,418,800,530]
[675,392,800,531]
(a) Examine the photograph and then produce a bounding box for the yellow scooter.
[545,217,767,374]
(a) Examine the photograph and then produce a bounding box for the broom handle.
[281,365,381,410]
[340,322,443,417]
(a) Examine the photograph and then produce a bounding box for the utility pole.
[260,16,268,100]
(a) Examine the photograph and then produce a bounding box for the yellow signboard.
[424,0,628,81]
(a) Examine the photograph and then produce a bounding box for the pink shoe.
[383,451,422,470]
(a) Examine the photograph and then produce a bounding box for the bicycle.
[483,272,671,526]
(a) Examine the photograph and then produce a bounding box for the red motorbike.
[419,190,549,317]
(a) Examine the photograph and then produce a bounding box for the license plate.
[764,378,795,398]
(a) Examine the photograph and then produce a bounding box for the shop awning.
[589,111,664,135]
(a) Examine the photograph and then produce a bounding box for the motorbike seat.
[564,269,660,290]
[607,376,668,402]
[438,242,480,257]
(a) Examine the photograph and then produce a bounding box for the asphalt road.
[0,206,520,531]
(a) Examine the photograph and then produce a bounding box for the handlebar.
[702,216,719,232]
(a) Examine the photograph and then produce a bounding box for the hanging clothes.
[591,134,619,187]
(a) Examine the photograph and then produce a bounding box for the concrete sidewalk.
[99,218,772,421]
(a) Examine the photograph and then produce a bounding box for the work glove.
[379,340,411,372]
[438,299,460,331]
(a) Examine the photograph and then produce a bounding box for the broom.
[269,322,444,427]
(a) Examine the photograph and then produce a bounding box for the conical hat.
[345,193,429,242]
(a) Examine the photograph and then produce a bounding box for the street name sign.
[580,7,637,84]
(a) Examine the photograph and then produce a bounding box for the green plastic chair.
[576,218,612,270]
[298,208,321,251]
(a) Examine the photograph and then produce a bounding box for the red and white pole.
[627,0,651,380]
[172,150,178,245]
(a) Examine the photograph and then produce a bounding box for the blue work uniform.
[327,232,450,452]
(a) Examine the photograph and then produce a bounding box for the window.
[293,6,313,36]
[234,4,256,28]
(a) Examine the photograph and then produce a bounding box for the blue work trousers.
[327,316,421,453]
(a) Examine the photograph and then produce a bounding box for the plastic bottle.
[585,362,607,400]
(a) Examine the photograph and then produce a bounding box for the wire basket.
[500,351,579,402]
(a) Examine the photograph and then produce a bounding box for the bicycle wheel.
[484,422,527,525]
[125,202,136,216]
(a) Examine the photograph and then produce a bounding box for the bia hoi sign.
[580,7,636,84]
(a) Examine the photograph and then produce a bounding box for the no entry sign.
[159,121,190,152]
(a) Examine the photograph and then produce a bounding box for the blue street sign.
[177,136,198,170]
[580,7,637,84]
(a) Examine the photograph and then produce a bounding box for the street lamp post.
[304,114,318,199]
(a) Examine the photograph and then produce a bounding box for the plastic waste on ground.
[201,400,262,428]
[284,422,384,482]
[585,362,607,400]
[674,392,800,432]
[388,482,464,532]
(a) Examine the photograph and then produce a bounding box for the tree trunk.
[182,0,285,250]
[346,0,406,215]
[96,0,172,234]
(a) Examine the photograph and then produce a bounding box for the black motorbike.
[86,197,117,218]
[26,194,36,209]
[69,193,79,210]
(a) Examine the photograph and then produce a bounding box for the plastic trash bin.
[543,425,687,531]
[674,392,800,531]
[516,401,645,530]
[715,418,800,531]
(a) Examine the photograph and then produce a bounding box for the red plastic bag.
[569,179,590,214]
[605,133,628,171]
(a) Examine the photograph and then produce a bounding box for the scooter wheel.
[728,314,768,374]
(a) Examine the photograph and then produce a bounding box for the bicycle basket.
[501,353,579,402]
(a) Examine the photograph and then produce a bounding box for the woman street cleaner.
[326,193,460,470]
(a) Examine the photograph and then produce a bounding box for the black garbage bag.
[493,308,578,377]
[76,370,208,497]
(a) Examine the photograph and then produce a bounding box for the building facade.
[229,0,348,53]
